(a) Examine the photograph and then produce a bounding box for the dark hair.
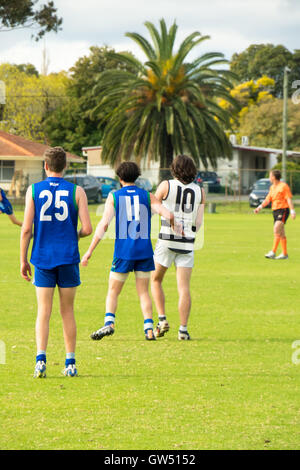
[44,147,67,173]
[170,154,197,184]
[271,169,281,181]
[116,161,141,183]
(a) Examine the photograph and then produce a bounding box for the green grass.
[0,206,300,450]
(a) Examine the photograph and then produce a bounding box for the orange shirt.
[265,182,292,210]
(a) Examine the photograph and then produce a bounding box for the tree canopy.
[230,44,300,98]
[44,46,135,155]
[91,19,238,170]
[0,0,62,40]
[0,63,68,143]
[238,99,300,150]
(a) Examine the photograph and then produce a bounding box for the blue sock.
[105,313,115,326]
[144,318,154,333]
[65,352,75,367]
[36,350,46,363]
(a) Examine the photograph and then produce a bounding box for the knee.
[178,287,191,298]
[151,272,163,284]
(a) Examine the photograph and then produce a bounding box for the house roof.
[0,130,83,162]
[233,144,300,157]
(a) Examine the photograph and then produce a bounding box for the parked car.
[64,174,103,203]
[194,171,221,193]
[249,178,272,207]
[135,177,153,192]
[95,176,120,198]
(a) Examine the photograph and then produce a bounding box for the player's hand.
[170,217,185,237]
[254,208,260,214]
[21,261,32,282]
[81,252,91,267]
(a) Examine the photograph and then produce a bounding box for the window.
[0,160,15,181]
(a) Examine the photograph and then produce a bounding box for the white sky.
[0,0,299,74]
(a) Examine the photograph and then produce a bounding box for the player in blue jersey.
[0,186,22,226]
[20,147,92,378]
[81,161,181,341]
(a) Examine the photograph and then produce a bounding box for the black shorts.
[273,208,290,224]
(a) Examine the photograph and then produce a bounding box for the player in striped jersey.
[151,155,205,340]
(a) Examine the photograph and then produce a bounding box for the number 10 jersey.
[159,179,202,253]
[30,177,80,269]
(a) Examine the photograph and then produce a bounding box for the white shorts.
[154,240,194,268]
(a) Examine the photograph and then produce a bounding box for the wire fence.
[3,166,300,208]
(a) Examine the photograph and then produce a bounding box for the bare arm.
[20,186,34,281]
[287,197,296,219]
[150,191,174,225]
[150,191,184,235]
[155,180,169,203]
[76,186,93,238]
[81,193,115,266]
[254,192,271,214]
[195,188,206,231]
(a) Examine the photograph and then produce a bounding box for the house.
[0,131,83,195]
[82,142,300,193]
[82,145,160,184]
[217,143,300,193]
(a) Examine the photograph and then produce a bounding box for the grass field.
[0,204,300,450]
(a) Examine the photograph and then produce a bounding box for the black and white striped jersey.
[158,179,202,253]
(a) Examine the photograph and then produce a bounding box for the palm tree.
[92,19,238,172]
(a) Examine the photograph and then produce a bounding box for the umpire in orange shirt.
[254,169,296,259]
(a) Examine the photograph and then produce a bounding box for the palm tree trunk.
[159,134,173,182]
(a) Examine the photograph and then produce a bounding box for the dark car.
[249,178,271,207]
[194,171,221,193]
[95,176,120,198]
[135,177,153,192]
[64,174,103,203]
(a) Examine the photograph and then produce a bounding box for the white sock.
[179,325,188,332]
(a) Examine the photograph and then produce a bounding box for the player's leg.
[152,241,174,338]
[151,263,170,338]
[135,272,155,340]
[176,267,193,340]
[91,272,128,340]
[34,286,55,377]
[7,213,22,227]
[276,217,289,259]
[58,286,78,376]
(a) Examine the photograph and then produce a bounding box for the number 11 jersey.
[30,177,80,269]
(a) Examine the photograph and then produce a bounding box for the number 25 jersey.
[30,177,80,269]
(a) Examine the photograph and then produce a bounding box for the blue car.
[95,176,120,198]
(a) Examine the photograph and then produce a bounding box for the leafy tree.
[271,161,300,194]
[92,19,238,172]
[0,63,67,142]
[219,76,275,116]
[14,63,39,77]
[238,99,300,151]
[230,44,300,98]
[44,46,135,155]
[0,0,62,40]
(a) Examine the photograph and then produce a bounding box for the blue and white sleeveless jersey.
[30,177,80,269]
[113,185,153,260]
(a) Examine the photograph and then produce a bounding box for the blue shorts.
[0,200,13,215]
[33,264,81,288]
[111,257,155,273]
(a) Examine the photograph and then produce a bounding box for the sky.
[0,0,299,74]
